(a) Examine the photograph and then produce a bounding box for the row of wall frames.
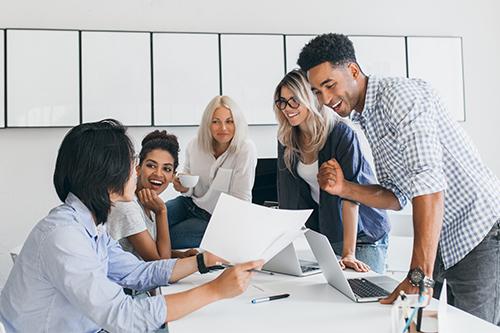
[0,29,465,128]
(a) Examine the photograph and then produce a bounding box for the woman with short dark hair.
[0,119,263,333]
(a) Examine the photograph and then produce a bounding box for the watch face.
[410,268,424,283]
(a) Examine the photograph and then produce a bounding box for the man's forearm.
[341,200,359,257]
[343,182,401,210]
[165,282,220,322]
[169,256,197,283]
[410,192,444,276]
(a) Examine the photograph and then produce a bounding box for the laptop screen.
[251,158,277,206]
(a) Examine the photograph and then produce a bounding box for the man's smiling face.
[307,61,364,117]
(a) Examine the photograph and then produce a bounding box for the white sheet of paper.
[200,193,312,263]
[438,279,448,333]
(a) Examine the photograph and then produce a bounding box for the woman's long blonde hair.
[273,69,335,173]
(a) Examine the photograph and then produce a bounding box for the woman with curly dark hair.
[107,130,197,262]
[0,120,263,332]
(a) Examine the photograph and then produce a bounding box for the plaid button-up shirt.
[351,76,500,269]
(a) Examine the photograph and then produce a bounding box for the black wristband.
[196,253,209,274]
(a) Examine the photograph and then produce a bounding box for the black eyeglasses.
[274,96,300,111]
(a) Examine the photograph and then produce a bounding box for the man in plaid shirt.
[298,33,500,325]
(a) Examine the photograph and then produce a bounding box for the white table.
[161,237,500,333]
[162,270,499,333]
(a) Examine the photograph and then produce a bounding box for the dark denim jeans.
[166,196,211,249]
[433,219,500,326]
[331,233,389,274]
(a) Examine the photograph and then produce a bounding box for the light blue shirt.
[0,193,177,332]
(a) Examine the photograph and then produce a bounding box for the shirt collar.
[350,75,379,125]
[65,192,98,239]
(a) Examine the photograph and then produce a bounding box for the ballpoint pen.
[401,284,426,333]
[220,263,274,275]
[400,291,409,324]
[251,293,290,304]
[416,282,426,331]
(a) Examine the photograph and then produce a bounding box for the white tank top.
[296,160,320,204]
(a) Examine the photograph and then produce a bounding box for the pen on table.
[401,302,418,333]
[399,291,409,323]
[220,263,274,275]
[251,293,290,304]
[416,282,426,332]
[401,292,426,333]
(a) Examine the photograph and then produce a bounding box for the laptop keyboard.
[299,259,320,273]
[347,278,390,298]
[300,265,320,273]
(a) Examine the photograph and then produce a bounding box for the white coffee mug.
[178,174,199,188]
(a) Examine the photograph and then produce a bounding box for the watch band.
[422,276,435,288]
[196,253,210,274]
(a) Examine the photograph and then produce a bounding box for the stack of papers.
[200,193,313,263]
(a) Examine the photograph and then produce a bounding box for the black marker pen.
[251,293,290,304]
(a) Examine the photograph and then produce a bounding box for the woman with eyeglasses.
[273,69,390,273]
[166,95,257,249]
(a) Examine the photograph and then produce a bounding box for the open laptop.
[305,229,399,302]
[262,242,322,277]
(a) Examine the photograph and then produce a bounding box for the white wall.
[1,0,499,286]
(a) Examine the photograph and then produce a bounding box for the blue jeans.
[166,196,211,249]
[331,233,389,274]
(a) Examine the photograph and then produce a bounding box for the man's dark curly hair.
[297,33,357,71]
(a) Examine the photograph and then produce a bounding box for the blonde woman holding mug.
[167,95,258,249]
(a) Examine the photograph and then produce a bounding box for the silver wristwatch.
[407,267,435,288]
